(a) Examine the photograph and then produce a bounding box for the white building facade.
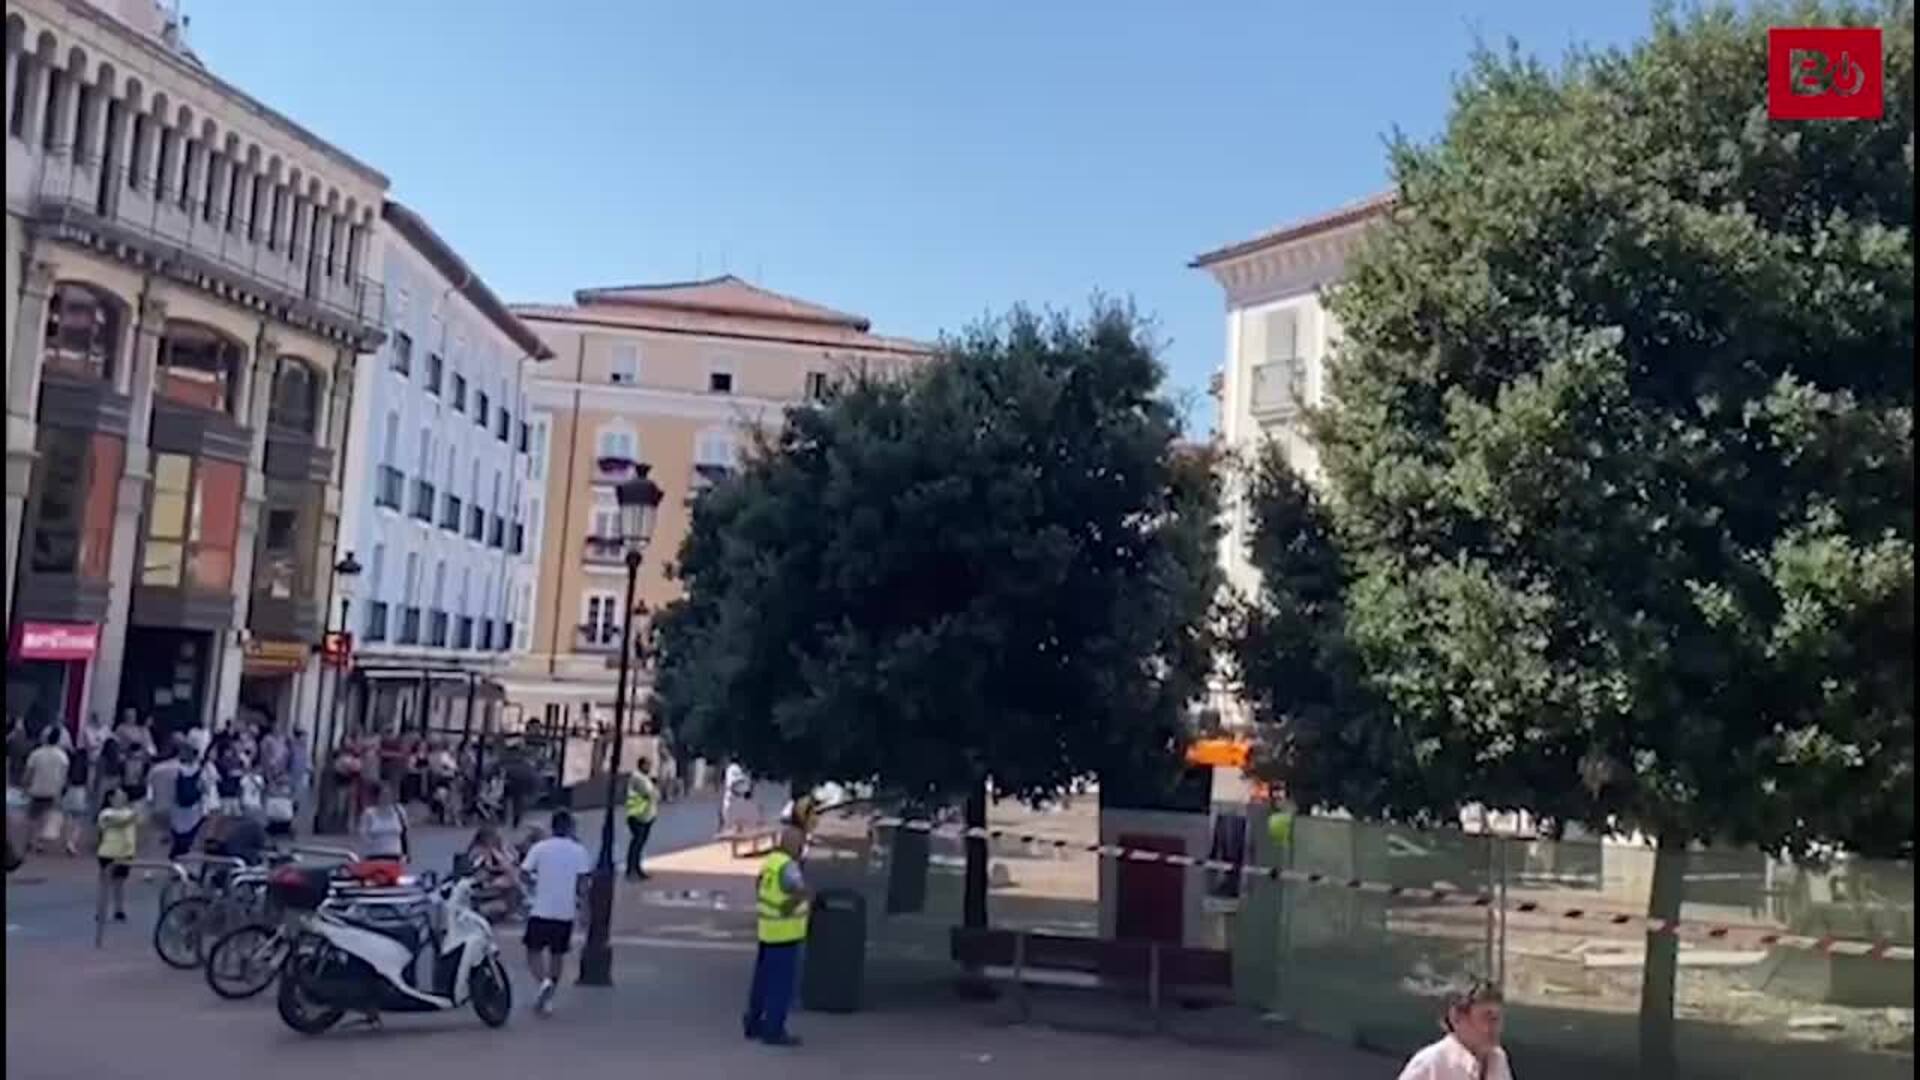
[331,200,549,743]
[1191,193,1394,602]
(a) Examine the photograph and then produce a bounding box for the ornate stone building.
[5,0,386,739]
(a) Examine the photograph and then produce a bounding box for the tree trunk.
[1636,830,1689,1080]
[962,783,988,929]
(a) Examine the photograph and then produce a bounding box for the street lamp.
[578,458,664,987]
[311,551,363,834]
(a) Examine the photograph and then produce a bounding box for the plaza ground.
[4,792,1390,1080]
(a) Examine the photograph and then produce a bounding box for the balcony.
[429,610,449,648]
[411,480,436,522]
[1249,361,1307,418]
[397,606,422,645]
[583,536,626,565]
[441,494,463,533]
[575,622,620,653]
[685,462,734,505]
[29,153,385,346]
[456,616,474,650]
[374,466,404,510]
[365,601,389,643]
[466,506,486,542]
[488,516,506,549]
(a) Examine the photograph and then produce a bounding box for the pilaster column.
[76,82,108,164]
[88,294,167,719]
[208,153,231,227]
[14,54,47,146]
[5,261,56,626]
[244,337,276,471]
[47,67,78,151]
[129,109,157,192]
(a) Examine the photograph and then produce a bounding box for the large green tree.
[1237,3,1913,1074]
[653,304,1220,926]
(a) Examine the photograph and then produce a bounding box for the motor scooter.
[272,868,512,1034]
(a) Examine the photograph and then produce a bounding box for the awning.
[494,677,653,703]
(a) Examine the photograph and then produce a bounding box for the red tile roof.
[1189,191,1398,269]
[573,275,873,331]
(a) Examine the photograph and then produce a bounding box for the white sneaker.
[535,979,556,1015]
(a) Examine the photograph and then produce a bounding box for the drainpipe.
[545,334,587,677]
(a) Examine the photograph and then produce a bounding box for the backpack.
[176,765,205,808]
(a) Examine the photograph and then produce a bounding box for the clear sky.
[179,0,1659,431]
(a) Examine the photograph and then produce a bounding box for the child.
[95,787,139,922]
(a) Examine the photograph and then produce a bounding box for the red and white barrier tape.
[856,815,1915,960]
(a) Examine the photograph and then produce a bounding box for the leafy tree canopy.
[653,304,1220,809]
[1244,0,1913,860]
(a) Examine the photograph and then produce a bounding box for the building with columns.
[1189,192,1395,726]
[5,0,386,741]
[327,200,549,748]
[505,277,930,761]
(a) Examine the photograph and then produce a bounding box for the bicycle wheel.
[205,924,283,999]
[153,897,212,969]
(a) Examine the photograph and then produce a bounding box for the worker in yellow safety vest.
[743,824,810,1047]
[622,760,659,881]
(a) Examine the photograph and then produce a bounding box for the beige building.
[503,276,930,746]
[5,0,386,742]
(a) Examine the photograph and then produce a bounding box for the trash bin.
[801,888,867,1013]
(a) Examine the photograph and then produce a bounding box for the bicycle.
[153,856,277,969]
[203,865,434,999]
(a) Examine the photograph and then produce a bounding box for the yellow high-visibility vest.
[624,776,656,823]
[756,851,809,945]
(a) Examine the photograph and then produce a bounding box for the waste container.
[800,888,867,1013]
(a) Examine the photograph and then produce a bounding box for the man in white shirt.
[519,809,592,1016]
[22,728,70,853]
[1398,980,1515,1080]
[721,761,753,834]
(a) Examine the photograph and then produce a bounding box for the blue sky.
[181,0,1657,431]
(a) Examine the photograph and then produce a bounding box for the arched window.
[157,321,242,413]
[42,282,123,383]
[268,355,318,432]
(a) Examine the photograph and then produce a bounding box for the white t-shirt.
[1398,1036,1514,1080]
[24,746,70,799]
[724,763,751,799]
[520,836,592,922]
[358,804,409,859]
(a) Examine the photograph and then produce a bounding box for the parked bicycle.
[204,865,431,1000]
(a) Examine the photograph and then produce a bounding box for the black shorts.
[98,857,129,880]
[523,917,574,955]
[27,796,56,819]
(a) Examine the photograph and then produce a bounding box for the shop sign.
[321,631,353,670]
[243,639,310,675]
[12,622,100,661]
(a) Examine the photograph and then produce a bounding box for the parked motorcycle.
[270,866,512,1034]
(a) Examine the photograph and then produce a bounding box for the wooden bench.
[950,926,1233,1024]
[721,826,778,859]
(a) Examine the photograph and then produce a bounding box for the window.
[391,331,413,374]
[450,372,467,412]
[1264,308,1301,363]
[590,493,620,540]
[595,426,636,463]
[425,353,443,395]
[141,453,242,590]
[610,343,638,385]
[583,591,621,641]
[708,369,734,394]
[695,429,738,468]
[517,421,530,455]
[42,283,122,383]
[268,356,319,433]
[157,323,242,413]
[496,406,510,443]
[28,428,121,579]
[804,371,829,401]
[256,487,317,601]
[474,391,490,428]
[530,419,549,479]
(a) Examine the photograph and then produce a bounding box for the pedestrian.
[286,726,310,813]
[23,727,70,855]
[1397,980,1515,1080]
[59,734,93,855]
[165,746,217,860]
[504,751,535,829]
[519,809,591,1016]
[721,760,752,835]
[143,742,180,863]
[356,783,410,864]
[95,786,139,921]
[623,759,659,880]
[210,741,246,842]
[743,824,811,1047]
[185,721,212,760]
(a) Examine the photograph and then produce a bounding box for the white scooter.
[275,872,513,1034]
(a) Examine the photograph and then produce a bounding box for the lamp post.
[577,459,664,987]
[311,552,362,834]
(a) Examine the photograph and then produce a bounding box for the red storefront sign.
[321,631,354,670]
[11,622,101,662]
